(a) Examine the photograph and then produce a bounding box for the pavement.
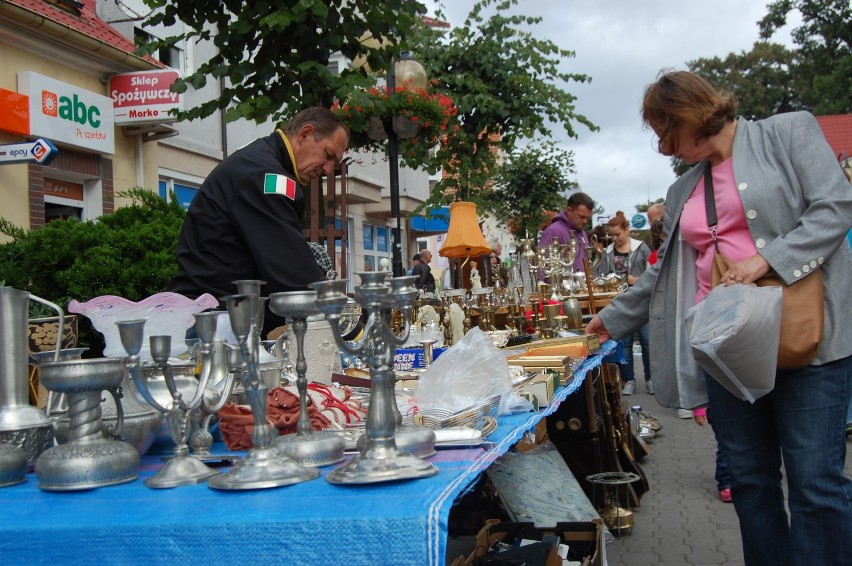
[447,356,852,566]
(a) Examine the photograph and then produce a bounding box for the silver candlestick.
[118,319,219,488]
[34,357,139,491]
[268,290,345,467]
[312,273,438,485]
[207,292,319,490]
[187,312,238,458]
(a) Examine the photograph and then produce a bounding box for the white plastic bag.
[413,327,531,415]
[685,284,782,403]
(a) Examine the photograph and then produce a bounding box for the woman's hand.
[584,315,611,342]
[722,254,771,286]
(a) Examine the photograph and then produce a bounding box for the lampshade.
[439,201,491,259]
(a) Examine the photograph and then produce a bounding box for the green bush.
[0,188,186,354]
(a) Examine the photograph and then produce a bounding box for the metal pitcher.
[0,286,63,463]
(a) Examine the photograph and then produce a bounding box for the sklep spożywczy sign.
[109,69,182,125]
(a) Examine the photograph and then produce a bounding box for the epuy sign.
[0,138,58,165]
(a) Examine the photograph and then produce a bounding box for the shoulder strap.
[703,162,720,253]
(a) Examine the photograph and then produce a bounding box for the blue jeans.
[706,407,731,491]
[618,334,634,383]
[638,323,651,386]
[705,356,852,566]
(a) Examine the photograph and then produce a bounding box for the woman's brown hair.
[642,70,737,155]
[607,211,629,231]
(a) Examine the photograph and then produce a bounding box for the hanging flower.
[332,82,458,166]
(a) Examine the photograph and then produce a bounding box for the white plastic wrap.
[685,283,782,403]
[413,327,531,415]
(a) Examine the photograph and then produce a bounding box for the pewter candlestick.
[268,290,345,467]
[118,319,219,488]
[34,357,139,491]
[207,292,319,490]
[312,273,438,485]
[187,312,238,458]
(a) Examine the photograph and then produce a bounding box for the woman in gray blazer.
[586,71,852,566]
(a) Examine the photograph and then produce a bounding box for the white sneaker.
[677,409,692,419]
[622,381,636,395]
[646,381,654,395]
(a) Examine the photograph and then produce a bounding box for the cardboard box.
[451,518,604,566]
[523,371,561,406]
[392,346,447,371]
[503,334,600,353]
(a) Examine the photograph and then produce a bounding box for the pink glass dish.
[69,292,218,361]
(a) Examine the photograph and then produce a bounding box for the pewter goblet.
[118,319,219,488]
[267,291,345,467]
[207,293,319,490]
[313,274,437,485]
[34,357,139,491]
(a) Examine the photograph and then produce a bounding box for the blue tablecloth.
[0,342,614,566]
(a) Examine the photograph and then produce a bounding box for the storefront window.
[363,223,374,251]
[376,226,388,253]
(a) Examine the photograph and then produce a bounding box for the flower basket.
[392,115,421,139]
[368,116,388,141]
[332,83,458,163]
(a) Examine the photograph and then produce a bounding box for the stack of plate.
[412,395,500,429]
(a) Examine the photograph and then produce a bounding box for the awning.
[410,206,450,233]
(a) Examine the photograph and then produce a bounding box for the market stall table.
[0,342,614,566]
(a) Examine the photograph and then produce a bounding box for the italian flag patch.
[263,173,296,200]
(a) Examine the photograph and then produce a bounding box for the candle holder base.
[274,431,345,467]
[144,454,219,488]
[326,449,437,485]
[208,445,319,490]
[358,425,436,459]
[36,439,139,491]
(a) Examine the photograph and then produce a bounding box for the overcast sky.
[422,0,797,223]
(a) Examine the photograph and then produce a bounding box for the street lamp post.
[386,64,403,276]
[385,52,427,277]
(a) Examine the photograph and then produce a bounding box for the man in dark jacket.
[412,249,436,292]
[169,107,349,335]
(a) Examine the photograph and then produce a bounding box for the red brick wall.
[28,149,114,228]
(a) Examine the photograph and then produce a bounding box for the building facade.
[1,0,434,288]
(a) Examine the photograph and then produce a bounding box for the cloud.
[424,0,796,222]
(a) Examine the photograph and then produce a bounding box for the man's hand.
[584,315,610,342]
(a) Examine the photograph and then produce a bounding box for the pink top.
[680,158,757,303]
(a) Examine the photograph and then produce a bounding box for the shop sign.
[0,138,58,166]
[0,87,30,136]
[45,178,84,201]
[109,69,182,125]
[17,71,115,155]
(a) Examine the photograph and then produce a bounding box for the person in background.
[538,192,595,272]
[587,224,609,271]
[412,249,436,293]
[488,251,508,288]
[585,70,852,565]
[406,253,421,276]
[595,211,651,395]
[639,215,667,396]
[646,202,665,225]
[169,107,349,336]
